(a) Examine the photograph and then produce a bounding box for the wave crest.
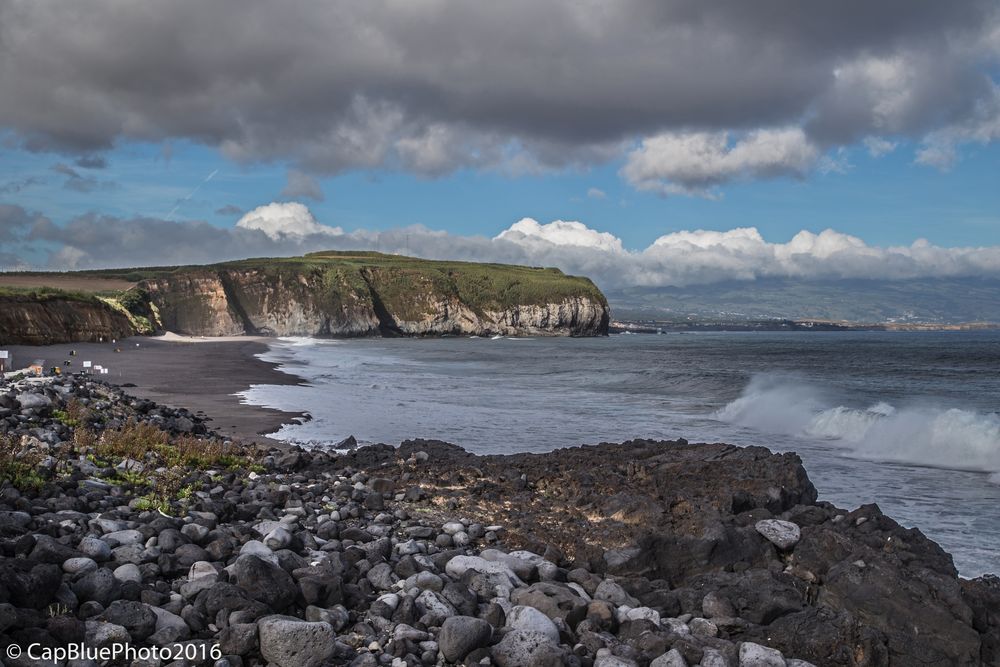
[716,375,1000,476]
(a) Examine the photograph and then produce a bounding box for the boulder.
[85,619,130,648]
[439,615,493,662]
[98,600,157,642]
[506,605,560,642]
[510,582,587,626]
[219,622,258,656]
[78,536,112,562]
[73,567,122,607]
[594,579,639,607]
[650,649,689,667]
[0,561,62,609]
[63,557,99,575]
[230,554,298,612]
[148,606,190,643]
[258,615,335,667]
[492,629,564,667]
[755,520,801,550]
[446,554,523,588]
[415,589,456,625]
[739,642,786,667]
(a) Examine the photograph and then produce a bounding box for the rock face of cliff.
[0,294,137,345]
[0,252,610,342]
[141,254,609,337]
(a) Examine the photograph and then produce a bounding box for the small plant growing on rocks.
[94,419,170,461]
[45,603,70,618]
[0,433,46,492]
[132,493,169,514]
[115,468,148,488]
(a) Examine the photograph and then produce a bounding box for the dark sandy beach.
[2,335,304,443]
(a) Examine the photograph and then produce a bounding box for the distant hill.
[606,277,1000,325]
[0,251,609,344]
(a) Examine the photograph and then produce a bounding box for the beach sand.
[2,335,304,444]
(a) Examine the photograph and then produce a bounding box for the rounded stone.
[258,615,335,667]
[439,615,493,663]
[506,605,559,643]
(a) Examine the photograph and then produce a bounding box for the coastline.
[2,368,999,663]
[4,335,304,444]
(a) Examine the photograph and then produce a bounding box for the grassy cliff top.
[0,251,607,310]
[0,285,107,303]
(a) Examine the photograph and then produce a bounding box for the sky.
[2,1,1000,289]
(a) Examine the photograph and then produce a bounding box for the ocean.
[238,331,1000,577]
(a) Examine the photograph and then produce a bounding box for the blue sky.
[3,135,999,252]
[2,2,1000,283]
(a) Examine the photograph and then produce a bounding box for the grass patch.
[76,419,258,473]
[0,286,106,303]
[53,399,88,428]
[0,433,46,492]
[68,421,258,513]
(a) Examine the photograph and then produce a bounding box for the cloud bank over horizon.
[4,201,1000,289]
[1,1,999,195]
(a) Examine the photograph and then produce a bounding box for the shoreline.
[1,370,999,663]
[1,370,997,664]
[4,335,304,444]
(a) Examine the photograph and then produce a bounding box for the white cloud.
[490,218,1000,287]
[586,187,607,200]
[235,202,343,240]
[915,142,959,169]
[916,83,1000,169]
[863,136,898,157]
[14,201,1000,289]
[635,226,1000,286]
[495,217,624,253]
[621,128,820,197]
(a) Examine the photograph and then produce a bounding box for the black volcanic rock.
[0,374,996,665]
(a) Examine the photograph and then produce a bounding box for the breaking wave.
[717,374,1000,478]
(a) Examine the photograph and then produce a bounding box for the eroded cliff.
[1,252,610,342]
[143,260,609,337]
[0,294,137,345]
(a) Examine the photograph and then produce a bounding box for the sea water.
[238,331,1000,577]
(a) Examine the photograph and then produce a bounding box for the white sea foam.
[276,336,340,347]
[239,335,1000,576]
[717,375,1000,475]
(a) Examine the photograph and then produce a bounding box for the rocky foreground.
[1,376,998,666]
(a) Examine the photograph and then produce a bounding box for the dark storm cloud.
[0,1,998,187]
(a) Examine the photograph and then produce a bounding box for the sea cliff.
[0,293,137,346]
[0,252,610,344]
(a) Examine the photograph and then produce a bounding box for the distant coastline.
[610,318,1000,333]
